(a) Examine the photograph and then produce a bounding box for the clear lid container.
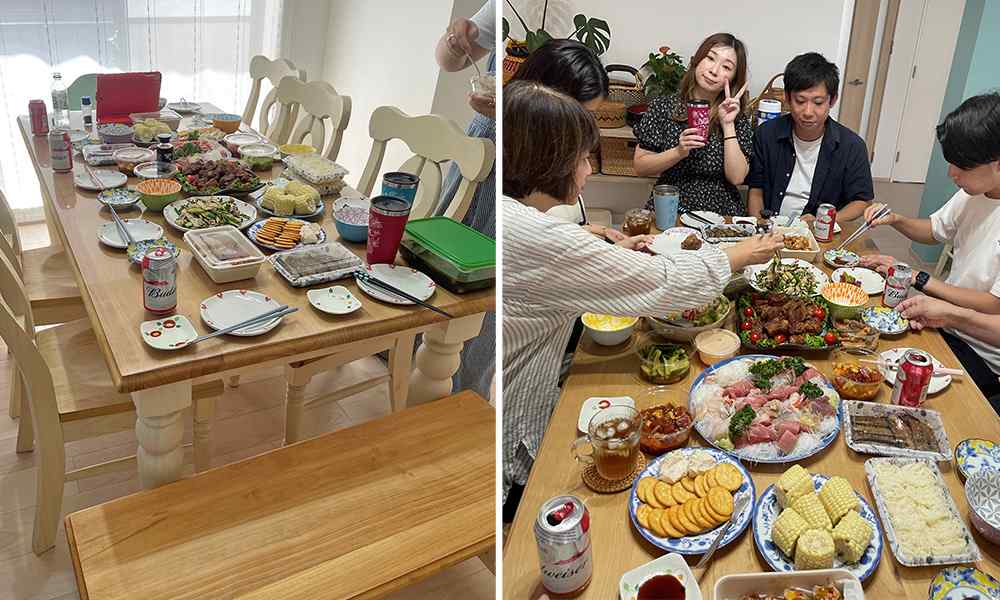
[184,225,266,269]
[82,143,135,165]
[129,109,182,130]
[239,142,278,158]
[134,161,178,179]
[112,146,155,164]
[269,242,362,287]
[223,132,261,148]
[285,154,348,184]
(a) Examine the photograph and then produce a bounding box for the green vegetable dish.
[660,295,730,327]
[638,341,690,384]
[170,197,248,230]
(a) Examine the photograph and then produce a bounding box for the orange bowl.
[821,282,869,319]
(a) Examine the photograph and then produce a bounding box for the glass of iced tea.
[571,406,641,480]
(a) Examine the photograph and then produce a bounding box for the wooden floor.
[0,223,496,600]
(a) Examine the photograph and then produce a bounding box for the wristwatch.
[914,270,930,292]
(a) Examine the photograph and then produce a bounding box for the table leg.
[408,313,485,405]
[132,381,191,489]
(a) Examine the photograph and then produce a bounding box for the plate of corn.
[752,465,882,581]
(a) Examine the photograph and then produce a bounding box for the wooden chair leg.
[192,396,216,473]
[15,387,33,453]
[388,334,415,413]
[478,545,496,575]
[227,375,241,388]
[283,372,311,446]
[32,440,66,554]
[8,360,22,418]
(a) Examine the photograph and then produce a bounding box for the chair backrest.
[357,107,495,222]
[0,189,24,274]
[271,77,351,161]
[67,74,97,111]
[242,55,305,141]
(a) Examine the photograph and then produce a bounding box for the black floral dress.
[634,93,753,216]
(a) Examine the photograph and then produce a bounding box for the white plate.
[97,188,141,207]
[824,249,861,268]
[140,314,198,350]
[578,396,635,432]
[167,101,201,114]
[247,218,326,252]
[355,264,435,305]
[680,210,724,228]
[307,285,361,315]
[648,227,700,255]
[744,257,830,295]
[73,169,127,190]
[97,219,163,249]
[163,196,258,232]
[832,267,885,295]
[199,290,284,336]
[771,215,842,234]
[878,347,952,394]
[619,553,701,600]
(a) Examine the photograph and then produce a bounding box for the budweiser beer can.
[813,203,837,242]
[48,129,73,173]
[142,248,177,314]
[29,99,49,136]
[890,349,934,407]
[883,262,912,308]
[534,495,593,597]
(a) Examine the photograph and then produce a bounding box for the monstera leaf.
[572,14,611,56]
[526,28,553,52]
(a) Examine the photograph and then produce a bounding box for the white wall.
[280,2,331,85]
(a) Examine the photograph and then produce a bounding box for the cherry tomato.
[749,332,762,343]
[824,332,838,345]
[774,333,787,344]
[812,307,826,320]
[740,320,753,331]
[743,307,754,318]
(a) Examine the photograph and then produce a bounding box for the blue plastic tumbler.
[653,184,679,230]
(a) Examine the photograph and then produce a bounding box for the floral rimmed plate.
[862,306,908,335]
[619,553,700,600]
[97,219,163,249]
[877,347,952,394]
[199,289,284,336]
[307,285,361,315]
[355,264,435,305]
[74,169,127,191]
[140,315,197,350]
[954,438,999,480]
[928,567,1000,600]
[96,187,141,208]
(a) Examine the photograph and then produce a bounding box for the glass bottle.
[50,72,69,128]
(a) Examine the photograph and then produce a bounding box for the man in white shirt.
[864,92,1000,398]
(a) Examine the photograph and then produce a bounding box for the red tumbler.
[365,195,411,265]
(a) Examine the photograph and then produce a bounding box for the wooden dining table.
[503,222,1000,599]
[17,106,493,489]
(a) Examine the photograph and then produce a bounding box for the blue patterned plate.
[628,447,755,555]
[689,355,842,464]
[752,474,883,582]
[954,438,999,480]
[126,238,179,266]
[97,187,141,207]
[929,567,1000,600]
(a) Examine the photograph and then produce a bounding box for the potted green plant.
[501,0,611,83]
[642,46,687,99]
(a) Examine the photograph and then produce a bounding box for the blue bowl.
[332,197,369,243]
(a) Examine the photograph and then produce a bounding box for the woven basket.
[599,136,639,176]
[750,73,789,116]
[606,64,646,108]
[591,100,626,129]
[502,40,529,85]
[588,149,601,174]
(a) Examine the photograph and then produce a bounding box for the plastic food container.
[714,569,863,600]
[639,399,693,455]
[129,109,182,130]
[694,328,740,365]
[112,146,155,176]
[134,161,177,180]
[239,142,278,171]
[399,217,495,294]
[581,313,638,346]
[98,123,134,144]
[82,143,135,166]
[136,178,182,211]
[635,333,690,385]
[775,225,821,263]
[184,225,266,283]
[222,132,261,157]
[830,349,883,400]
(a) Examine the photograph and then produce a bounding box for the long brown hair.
[673,33,749,133]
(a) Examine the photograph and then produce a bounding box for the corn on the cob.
[794,528,835,570]
[777,465,814,508]
[819,476,859,525]
[791,492,833,531]
[771,507,809,557]
[832,509,873,563]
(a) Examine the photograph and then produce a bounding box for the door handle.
[848,78,864,86]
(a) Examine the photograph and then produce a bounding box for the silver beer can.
[534,495,593,597]
[142,247,177,314]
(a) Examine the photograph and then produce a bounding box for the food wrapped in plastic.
[269,242,363,287]
[285,153,348,184]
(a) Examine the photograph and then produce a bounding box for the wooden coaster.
[582,453,647,493]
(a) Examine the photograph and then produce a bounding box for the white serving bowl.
[581,313,638,346]
[965,471,1000,545]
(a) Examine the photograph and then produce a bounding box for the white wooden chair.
[0,251,223,554]
[933,242,954,278]
[357,106,495,223]
[0,190,85,419]
[271,76,351,161]
[242,55,306,143]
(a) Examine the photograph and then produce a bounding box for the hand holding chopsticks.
[354,269,454,318]
[836,204,891,251]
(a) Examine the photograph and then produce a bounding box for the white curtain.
[0,0,283,217]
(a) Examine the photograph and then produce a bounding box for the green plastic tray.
[404,217,495,270]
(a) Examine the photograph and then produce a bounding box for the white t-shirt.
[930,189,1000,373]
[779,133,824,218]
[470,0,496,52]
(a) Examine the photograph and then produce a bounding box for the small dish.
[619,552,700,600]
[965,471,1000,544]
[278,143,317,158]
[693,328,740,364]
[824,249,860,268]
[307,285,362,315]
[928,566,1000,600]
[580,313,638,346]
[127,238,179,266]
[577,396,635,432]
[200,290,284,336]
[140,314,197,350]
[355,264,435,305]
[862,306,908,335]
[166,100,201,114]
[73,169,127,191]
[201,112,242,133]
[648,227,701,255]
[955,438,1000,480]
[832,267,885,295]
[332,194,370,242]
[878,347,952,394]
[97,219,163,249]
[96,188,141,208]
[133,161,177,180]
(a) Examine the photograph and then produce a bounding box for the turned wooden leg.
[388,334,415,412]
[192,396,215,473]
[408,313,485,405]
[283,364,313,445]
[132,381,191,489]
[227,375,241,388]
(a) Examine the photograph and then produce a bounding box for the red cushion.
[95,72,162,124]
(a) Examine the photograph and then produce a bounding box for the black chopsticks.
[354,270,454,318]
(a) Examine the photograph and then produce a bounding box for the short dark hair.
[937,92,1000,170]
[784,52,840,99]
[511,39,609,103]
[502,81,600,201]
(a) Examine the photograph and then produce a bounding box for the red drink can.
[142,248,177,314]
[366,195,411,265]
[890,349,934,407]
[534,495,593,597]
[814,203,837,242]
[48,130,73,173]
[686,99,710,141]
[29,100,49,136]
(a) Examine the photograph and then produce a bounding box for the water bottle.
[50,72,69,128]
[81,95,93,131]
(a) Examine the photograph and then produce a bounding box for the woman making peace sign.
[633,33,753,216]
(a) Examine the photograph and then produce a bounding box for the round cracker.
[703,496,728,523]
[677,501,699,534]
[649,508,669,537]
[666,505,687,536]
[637,477,655,504]
[694,473,707,498]
[705,467,719,490]
[653,481,676,507]
[691,499,713,530]
[672,482,694,504]
[636,504,652,530]
[681,476,697,494]
[707,486,734,517]
[645,486,665,509]
[714,463,743,492]
[659,507,685,539]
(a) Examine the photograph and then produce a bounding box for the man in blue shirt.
[748,53,874,222]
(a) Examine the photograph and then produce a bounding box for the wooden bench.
[64,391,495,599]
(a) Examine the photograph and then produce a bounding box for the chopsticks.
[679,210,715,227]
[106,203,135,247]
[836,204,891,251]
[859,358,965,377]
[695,493,749,571]
[354,270,454,318]
[185,305,298,346]
[83,163,105,191]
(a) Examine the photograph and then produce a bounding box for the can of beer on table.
[381,172,420,206]
[534,495,593,597]
[29,100,49,136]
[883,262,912,308]
[813,203,837,242]
[686,99,711,141]
[890,349,934,407]
[142,247,177,314]
[48,129,73,173]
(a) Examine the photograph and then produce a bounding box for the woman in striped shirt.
[501,81,784,514]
